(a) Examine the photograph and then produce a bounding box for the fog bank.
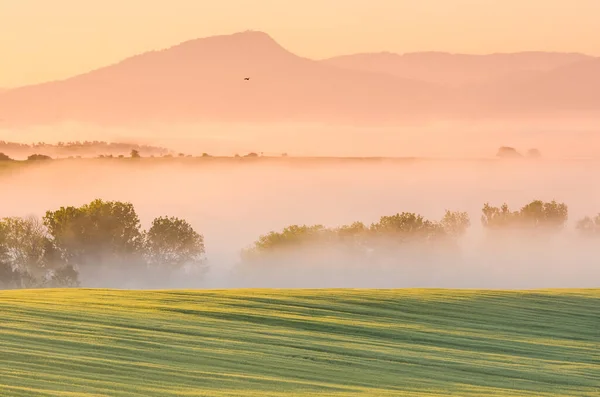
[2,158,599,289]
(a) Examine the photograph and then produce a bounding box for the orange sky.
[1,0,599,87]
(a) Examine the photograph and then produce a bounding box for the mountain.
[322,51,600,119]
[0,31,446,127]
[458,57,600,117]
[0,31,598,127]
[321,51,592,87]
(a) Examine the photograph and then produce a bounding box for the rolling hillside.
[1,289,599,396]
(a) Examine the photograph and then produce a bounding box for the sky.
[1,0,599,87]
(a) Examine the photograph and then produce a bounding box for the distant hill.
[0,31,444,126]
[472,58,600,115]
[322,51,592,87]
[0,31,598,127]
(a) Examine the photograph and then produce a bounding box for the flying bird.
[244,77,250,81]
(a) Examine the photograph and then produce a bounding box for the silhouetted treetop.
[496,146,522,158]
[481,200,568,230]
[576,214,600,236]
[527,148,541,158]
[27,154,52,161]
[43,199,144,269]
[145,216,205,270]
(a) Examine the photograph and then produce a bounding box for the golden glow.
[1,0,599,87]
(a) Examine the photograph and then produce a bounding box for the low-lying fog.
[2,158,600,289]
[2,119,600,158]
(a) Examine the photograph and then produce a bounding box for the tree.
[0,152,12,161]
[2,200,210,289]
[481,200,568,231]
[242,224,331,262]
[0,224,15,288]
[255,225,329,251]
[519,200,568,229]
[0,262,16,288]
[43,199,144,272]
[145,216,205,270]
[527,148,541,158]
[496,146,522,158]
[481,202,516,229]
[27,154,52,161]
[440,210,471,237]
[0,216,67,287]
[0,217,51,283]
[130,149,141,158]
[576,214,600,236]
[0,221,7,263]
[336,222,368,238]
[371,212,444,241]
[48,265,80,287]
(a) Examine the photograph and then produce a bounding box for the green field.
[0,289,598,396]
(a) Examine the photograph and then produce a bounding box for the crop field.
[0,289,599,396]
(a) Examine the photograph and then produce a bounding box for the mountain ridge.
[322,50,594,87]
[0,30,598,127]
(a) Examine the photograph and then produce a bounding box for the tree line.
[1,198,598,289]
[0,140,170,159]
[0,150,265,161]
[0,200,204,289]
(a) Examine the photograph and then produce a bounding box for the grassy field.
[0,289,598,397]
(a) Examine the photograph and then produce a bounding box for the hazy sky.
[1,0,599,87]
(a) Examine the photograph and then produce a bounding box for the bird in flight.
[244,77,250,81]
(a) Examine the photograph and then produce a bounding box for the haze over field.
[0,2,598,289]
[2,159,600,289]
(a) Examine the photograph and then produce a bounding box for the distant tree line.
[0,149,268,162]
[0,140,171,160]
[496,146,541,158]
[1,198,599,289]
[0,142,551,162]
[238,199,578,269]
[240,210,470,267]
[0,153,53,161]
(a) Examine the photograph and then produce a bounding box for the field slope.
[0,289,599,396]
